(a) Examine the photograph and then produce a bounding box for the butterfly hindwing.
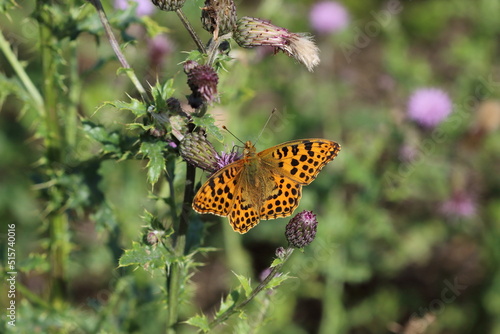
[259,173,303,220]
[228,193,260,233]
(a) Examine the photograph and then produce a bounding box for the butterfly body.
[192,139,341,233]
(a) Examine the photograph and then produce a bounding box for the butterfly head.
[243,140,257,157]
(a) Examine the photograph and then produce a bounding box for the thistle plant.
[0,0,324,332]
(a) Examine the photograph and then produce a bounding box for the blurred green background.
[1,0,500,333]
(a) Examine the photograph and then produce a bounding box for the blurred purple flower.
[148,34,174,68]
[114,0,156,17]
[309,1,350,34]
[259,268,272,282]
[407,88,452,128]
[399,144,418,163]
[440,192,476,218]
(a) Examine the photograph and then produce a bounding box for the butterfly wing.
[192,160,261,234]
[228,190,261,233]
[257,139,340,219]
[259,173,303,220]
[192,161,244,216]
[258,139,341,185]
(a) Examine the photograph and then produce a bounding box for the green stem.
[39,4,62,162]
[166,163,196,332]
[175,9,206,54]
[0,31,44,113]
[205,32,232,67]
[166,159,179,223]
[89,0,150,103]
[37,0,69,305]
[48,213,70,307]
[166,235,186,333]
[209,247,295,329]
[66,39,80,148]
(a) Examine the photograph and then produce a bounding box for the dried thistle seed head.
[201,0,237,37]
[285,210,318,248]
[234,16,320,72]
[151,0,186,11]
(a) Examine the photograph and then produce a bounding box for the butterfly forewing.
[259,139,341,184]
[192,162,244,216]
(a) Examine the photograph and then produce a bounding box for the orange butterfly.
[192,139,341,233]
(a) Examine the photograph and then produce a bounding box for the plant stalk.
[209,247,295,329]
[166,162,196,332]
[0,31,44,113]
[175,9,206,54]
[89,0,150,103]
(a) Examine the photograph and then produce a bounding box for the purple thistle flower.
[285,210,318,248]
[114,0,156,17]
[184,60,219,108]
[309,1,350,34]
[214,149,243,171]
[440,192,476,218]
[407,88,453,128]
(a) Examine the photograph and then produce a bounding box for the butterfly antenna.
[255,108,276,145]
[222,125,245,146]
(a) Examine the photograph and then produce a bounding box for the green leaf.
[234,273,253,298]
[141,16,170,37]
[118,241,172,271]
[192,113,224,142]
[81,120,122,154]
[139,141,167,185]
[0,0,18,13]
[18,253,50,273]
[106,98,148,118]
[185,314,210,332]
[184,50,206,63]
[270,257,284,268]
[216,290,240,317]
[266,272,291,290]
[150,79,175,112]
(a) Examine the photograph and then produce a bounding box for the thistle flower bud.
[180,132,220,173]
[275,247,286,259]
[285,210,318,248]
[151,0,186,11]
[184,60,219,108]
[146,230,162,245]
[201,0,237,37]
[234,16,320,72]
[180,132,242,173]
